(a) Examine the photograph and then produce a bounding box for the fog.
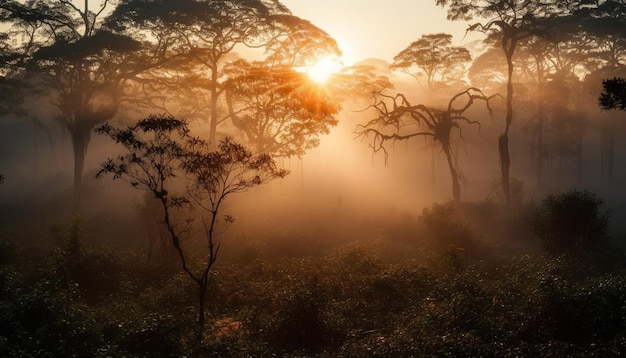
[3,80,626,250]
[1,1,626,355]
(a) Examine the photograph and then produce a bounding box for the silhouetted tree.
[391,33,471,100]
[107,0,339,147]
[437,0,581,206]
[225,60,340,157]
[357,88,497,202]
[0,0,152,206]
[96,115,286,328]
[600,77,626,111]
[566,0,626,184]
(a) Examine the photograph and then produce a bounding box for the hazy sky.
[281,0,482,65]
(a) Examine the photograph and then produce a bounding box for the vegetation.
[600,77,626,111]
[1,0,626,356]
[0,199,624,357]
[96,115,286,328]
[531,190,610,255]
[391,33,472,98]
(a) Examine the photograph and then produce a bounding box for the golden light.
[302,55,344,84]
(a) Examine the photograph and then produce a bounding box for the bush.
[531,190,610,254]
[419,202,483,258]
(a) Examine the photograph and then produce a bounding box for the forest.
[0,0,625,356]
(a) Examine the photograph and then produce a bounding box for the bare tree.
[437,0,581,206]
[357,88,498,202]
[96,115,286,328]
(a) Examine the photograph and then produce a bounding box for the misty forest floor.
[1,202,626,357]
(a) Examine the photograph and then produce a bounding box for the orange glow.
[300,55,344,84]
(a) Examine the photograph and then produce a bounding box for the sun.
[302,55,344,84]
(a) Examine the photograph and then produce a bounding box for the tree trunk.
[499,134,510,204]
[209,61,219,148]
[601,116,615,186]
[500,36,516,207]
[198,281,206,328]
[443,145,460,202]
[71,127,88,208]
[536,107,545,192]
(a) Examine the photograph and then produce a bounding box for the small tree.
[531,190,610,255]
[96,115,286,328]
[357,88,498,202]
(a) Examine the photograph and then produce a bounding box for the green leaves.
[531,190,610,254]
[599,77,626,111]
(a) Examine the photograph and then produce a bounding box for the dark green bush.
[531,190,610,254]
[419,202,484,258]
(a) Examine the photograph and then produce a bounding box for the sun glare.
[303,56,343,84]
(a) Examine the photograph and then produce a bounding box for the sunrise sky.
[281,0,483,65]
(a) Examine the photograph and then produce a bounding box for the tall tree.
[437,0,581,206]
[573,0,626,183]
[107,0,340,148]
[1,0,152,205]
[391,33,471,100]
[357,88,497,202]
[225,60,340,157]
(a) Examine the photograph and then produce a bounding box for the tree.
[531,190,610,254]
[391,33,471,99]
[600,77,626,111]
[96,115,286,328]
[225,60,339,157]
[357,88,498,202]
[1,0,151,206]
[107,0,340,147]
[437,0,580,206]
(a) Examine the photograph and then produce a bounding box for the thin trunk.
[71,127,87,208]
[535,58,545,193]
[500,35,516,207]
[443,144,460,202]
[536,106,545,192]
[209,61,219,147]
[198,281,206,328]
[601,117,615,186]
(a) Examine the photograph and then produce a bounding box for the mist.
[1,0,626,356]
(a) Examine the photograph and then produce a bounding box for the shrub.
[531,190,610,254]
[419,202,483,258]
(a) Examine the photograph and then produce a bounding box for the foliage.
[225,60,339,157]
[1,217,625,357]
[437,0,583,206]
[419,202,484,260]
[96,114,286,328]
[0,0,147,202]
[106,0,339,146]
[391,33,471,96]
[531,190,610,254]
[600,77,626,111]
